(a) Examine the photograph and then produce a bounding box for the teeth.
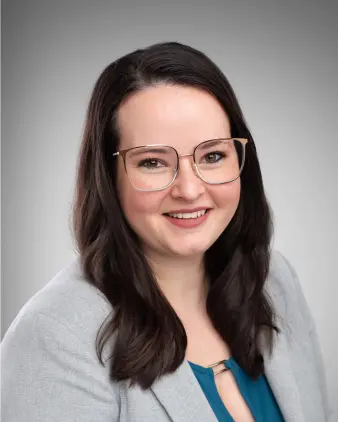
[168,210,207,219]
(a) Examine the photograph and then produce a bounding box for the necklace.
[207,358,230,375]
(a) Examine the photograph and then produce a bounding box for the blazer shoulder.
[268,249,301,298]
[267,249,316,332]
[6,257,113,346]
[1,259,120,422]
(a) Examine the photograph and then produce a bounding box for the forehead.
[116,84,231,150]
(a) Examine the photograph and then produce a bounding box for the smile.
[166,210,208,219]
[163,209,210,229]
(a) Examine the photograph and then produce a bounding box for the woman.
[1,42,329,421]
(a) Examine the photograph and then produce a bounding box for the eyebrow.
[128,147,171,157]
[127,139,230,157]
[198,139,228,149]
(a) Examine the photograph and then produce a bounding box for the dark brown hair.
[71,41,279,390]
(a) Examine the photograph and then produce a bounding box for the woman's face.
[116,84,241,259]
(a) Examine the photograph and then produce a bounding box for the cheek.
[124,193,162,217]
[117,169,165,221]
[211,179,241,209]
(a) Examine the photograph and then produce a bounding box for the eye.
[138,158,165,169]
[202,152,225,164]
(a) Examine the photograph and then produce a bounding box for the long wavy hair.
[71,41,279,390]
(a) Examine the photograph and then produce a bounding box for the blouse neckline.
[188,356,236,376]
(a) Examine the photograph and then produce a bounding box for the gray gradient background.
[2,0,338,419]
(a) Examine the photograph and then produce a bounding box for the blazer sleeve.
[279,252,331,421]
[1,311,120,422]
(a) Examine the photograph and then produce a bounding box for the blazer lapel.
[151,358,218,422]
[151,273,307,422]
[151,339,306,422]
[262,328,305,422]
[263,275,306,422]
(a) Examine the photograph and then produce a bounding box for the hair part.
[71,41,279,390]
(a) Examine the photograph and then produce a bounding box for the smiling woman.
[115,85,243,259]
[1,41,329,422]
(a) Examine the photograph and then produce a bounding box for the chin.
[167,240,211,257]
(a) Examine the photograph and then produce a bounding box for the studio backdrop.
[2,0,337,420]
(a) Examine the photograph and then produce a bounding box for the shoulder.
[6,257,113,344]
[267,249,304,302]
[268,249,297,293]
[267,249,315,333]
[1,258,120,421]
[1,257,116,370]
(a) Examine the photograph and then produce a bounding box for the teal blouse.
[188,357,285,422]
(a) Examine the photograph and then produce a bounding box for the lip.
[164,207,211,214]
[164,209,210,229]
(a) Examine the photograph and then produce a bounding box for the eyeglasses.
[113,137,248,192]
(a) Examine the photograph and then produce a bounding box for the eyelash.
[137,151,227,168]
[138,158,166,168]
[202,152,226,162]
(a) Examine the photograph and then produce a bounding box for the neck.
[145,248,209,315]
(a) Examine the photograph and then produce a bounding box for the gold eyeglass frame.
[112,137,248,192]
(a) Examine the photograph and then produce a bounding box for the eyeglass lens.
[124,139,244,191]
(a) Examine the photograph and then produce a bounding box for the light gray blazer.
[1,250,330,422]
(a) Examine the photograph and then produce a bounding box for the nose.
[170,156,206,201]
